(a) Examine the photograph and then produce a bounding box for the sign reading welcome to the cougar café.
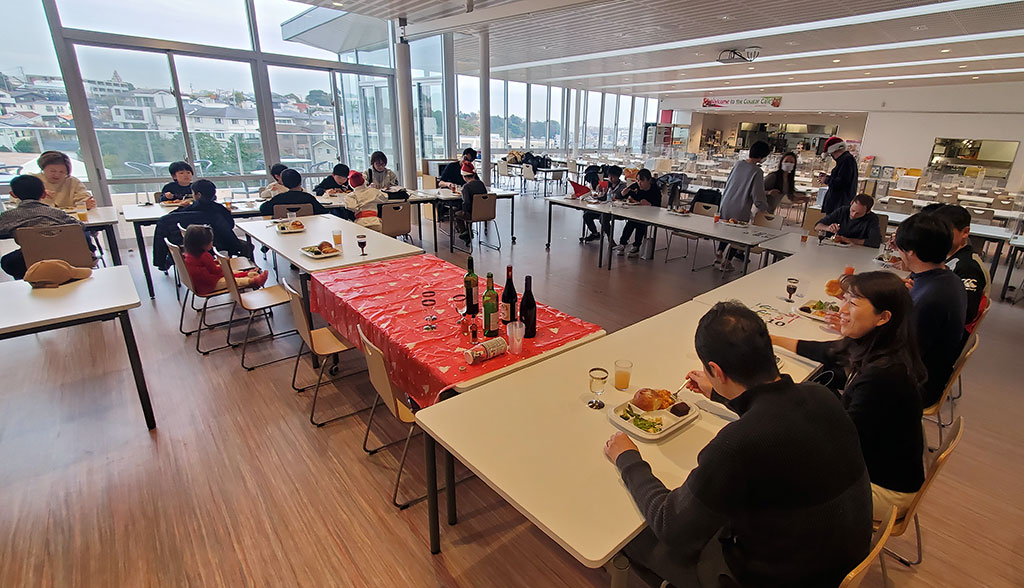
[701,96,782,109]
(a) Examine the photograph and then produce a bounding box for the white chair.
[379,201,412,241]
[664,202,718,272]
[966,207,995,225]
[16,224,97,269]
[216,251,298,370]
[166,239,248,355]
[496,160,512,189]
[455,193,500,253]
[749,212,784,267]
[521,164,537,194]
[273,203,314,218]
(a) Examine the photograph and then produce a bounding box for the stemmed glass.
[786,278,799,302]
[356,234,368,256]
[450,294,466,326]
[588,367,609,409]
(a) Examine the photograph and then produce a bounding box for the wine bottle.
[482,273,499,337]
[520,275,537,338]
[500,265,517,324]
[464,256,479,316]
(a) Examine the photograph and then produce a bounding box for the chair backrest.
[927,332,979,415]
[885,198,914,214]
[936,193,958,205]
[752,211,784,230]
[165,238,199,294]
[966,207,994,225]
[273,203,313,219]
[803,209,826,232]
[839,506,898,588]
[497,160,509,176]
[214,250,244,304]
[281,278,315,352]
[357,324,405,420]
[522,164,536,180]
[875,213,889,237]
[894,416,965,537]
[471,193,497,222]
[421,174,438,189]
[990,198,1014,211]
[15,224,94,268]
[177,223,188,238]
[379,201,412,237]
[550,170,564,181]
[693,202,718,218]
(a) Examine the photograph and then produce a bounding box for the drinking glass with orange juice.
[614,360,633,390]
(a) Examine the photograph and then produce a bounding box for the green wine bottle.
[482,272,499,337]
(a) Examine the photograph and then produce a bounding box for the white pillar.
[571,88,582,160]
[479,29,491,186]
[394,33,418,189]
[441,33,458,158]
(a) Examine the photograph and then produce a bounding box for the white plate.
[277,225,306,234]
[607,399,700,442]
[793,301,838,323]
[300,247,341,259]
[720,221,750,228]
[820,238,852,247]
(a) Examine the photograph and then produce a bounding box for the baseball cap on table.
[24,259,92,288]
[348,170,365,188]
[823,136,847,154]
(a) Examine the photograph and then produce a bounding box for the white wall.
[661,81,1024,189]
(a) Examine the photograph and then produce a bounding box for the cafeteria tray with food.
[277,219,306,233]
[607,387,700,441]
[301,241,341,258]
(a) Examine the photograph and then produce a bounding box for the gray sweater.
[719,160,770,222]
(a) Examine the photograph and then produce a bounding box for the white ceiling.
[298,0,1024,96]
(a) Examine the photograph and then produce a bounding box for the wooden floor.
[2,190,1022,587]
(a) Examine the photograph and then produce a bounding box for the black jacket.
[151,210,250,271]
[821,151,858,215]
[259,190,328,217]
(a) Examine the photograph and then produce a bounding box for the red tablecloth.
[310,255,602,408]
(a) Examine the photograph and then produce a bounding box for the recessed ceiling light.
[911,25,929,31]
[788,77,795,80]
[972,76,980,79]
[940,48,951,53]
[759,88,765,91]
[331,1,343,6]
[747,66,755,70]
[720,15,732,21]
[864,72,871,75]
[959,64,968,68]
[695,52,703,56]
[832,59,841,63]
[818,85,824,88]
[724,81,731,84]
[785,41,800,46]
[888,81,895,84]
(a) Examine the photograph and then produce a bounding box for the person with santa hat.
[818,136,859,215]
[343,170,388,232]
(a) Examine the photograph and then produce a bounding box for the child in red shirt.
[182,225,268,295]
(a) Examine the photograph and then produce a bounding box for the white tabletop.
[417,300,819,568]
[0,266,140,336]
[546,196,612,215]
[74,206,119,228]
[121,201,266,223]
[612,205,786,247]
[878,196,1022,221]
[236,214,423,274]
[881,211,1014,241]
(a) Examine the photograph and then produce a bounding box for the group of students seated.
[606,204,988,587]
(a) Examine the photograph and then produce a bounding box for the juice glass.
[614,360,633,390]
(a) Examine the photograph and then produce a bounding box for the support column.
[441,32,458,158]
[394,26,418,189]
[571,88,582,160]
[478,29,491,186]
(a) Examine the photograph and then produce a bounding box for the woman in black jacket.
[763,151,799,213]
[772,271,926,521]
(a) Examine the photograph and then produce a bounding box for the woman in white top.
[258,163,289,200]
[365,151,400,190]
[31,151,95,210]
[344,171,388,232]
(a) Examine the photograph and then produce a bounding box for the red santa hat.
[568,180,591,198]
[460,161,476,176]
[823,136,847,155]
[348,170,365,187]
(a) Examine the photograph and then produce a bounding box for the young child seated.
[313,163,352,196]
[161,161,195,202]
[182,225,268,295]
[344,171,388,232]
[259,163,290,200]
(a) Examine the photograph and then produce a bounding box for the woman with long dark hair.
[763,151,798,213]
[772,271,926,520]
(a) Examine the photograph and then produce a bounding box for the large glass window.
[174,56,264,176]
[74,46,186,181]
[602,93,617,150]
[456,75,480,150]
[584,91,602,150]
[410,36,444,160]
[0,0,82,183]
[549,87,563,150]
[646,99,660,124]
[490,80,506,150]
[565,89,579,151]
[55,0,252,50]
[268,66,337,178]
[631,97,647,152]
[616,95,633,149]
[529,84,547,150]
[507,81,527,150]
[254,0,342,60]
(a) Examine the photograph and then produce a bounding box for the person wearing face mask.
[771,272,926,521]
[817,136,859,215]
[763,152,799,213]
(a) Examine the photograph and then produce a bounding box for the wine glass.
[786,278,799,302]
[588,367,609,409]
[356,234,367,256]
[817,231,826,246]
[450,294,466,326]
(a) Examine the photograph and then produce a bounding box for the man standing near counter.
[818,136,858,215]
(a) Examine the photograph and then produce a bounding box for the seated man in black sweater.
[604,302,871,588]
[614,168,661,258]
[814,193,882,248]
[895,213,967,407]
[259,169,328,217]
[927,204,989,329]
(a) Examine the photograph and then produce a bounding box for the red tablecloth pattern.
[311,255,602,407]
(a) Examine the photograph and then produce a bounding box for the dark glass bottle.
[500,265,517,324]
[520,275,537,338]
[464,256,479,316]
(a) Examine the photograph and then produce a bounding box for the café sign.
[701,96,782,109]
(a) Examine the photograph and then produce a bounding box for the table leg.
[510,196,516,244]
[449,203,455,254]
[545,202,552,250]
[300,273,320,369]
[445,449,457,525]
[425,434,440,554]
[416,202,423,242]
[743,245,752,275]
[598,214,606,268]
[118,312,156,430]
[431,202,439,253]
[103,225,122,265]
[1000,246,1018,301]
[133,221,155,298]
[607,217,616,272]
[989,239,1004,280]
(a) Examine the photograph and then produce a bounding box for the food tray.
[277,224,306,234]
[300,246,341,259]
[794,300,839,322]
[720,220,749,228]
[607,399,700,442]
[160,200,186,207]
[820,238,851,247]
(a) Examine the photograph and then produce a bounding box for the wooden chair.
[882,197,914,214]
[840,506,898,588]
[802,209,826,233]
[282,279,367,426]
[990,198,1015,211]
[16,224,96,269]
[166,239,250,354]
[936,193,958,205]
[966,207,995,225]
[216,251,297,370]
[421,174,438,189]
[273,203,314,219]
[884,416,965,567]
[876,213,889,238]
[665,202,718,270]
[923,332,977,448]
[379,201,412,240]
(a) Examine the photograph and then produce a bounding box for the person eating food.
[813,193,882,248]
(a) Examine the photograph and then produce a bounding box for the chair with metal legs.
[166,239,249,355]
[840,506,897,588]
[923,332,977,449]
[281,279,369,426]
[215,251,298,371]
[883,416,965,567]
